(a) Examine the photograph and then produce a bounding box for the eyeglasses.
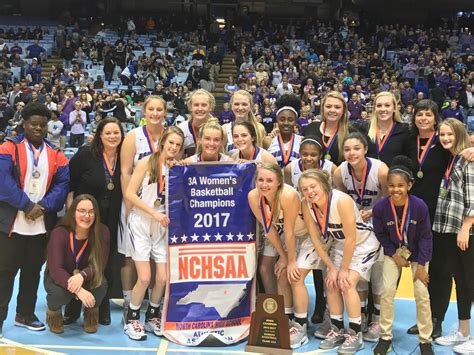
[76,209,96,217]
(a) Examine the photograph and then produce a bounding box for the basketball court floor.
[0,268,465,355]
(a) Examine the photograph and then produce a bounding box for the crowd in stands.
[0,15,473,149]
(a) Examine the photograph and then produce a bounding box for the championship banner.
[163,162,257,346]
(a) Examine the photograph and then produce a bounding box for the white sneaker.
[435,331,470,346]
[124,319,147,340]
[145,317,163,336]
[453,338,474,354]
[289,321,309,349]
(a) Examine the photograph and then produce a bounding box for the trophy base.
[245,345,293,354]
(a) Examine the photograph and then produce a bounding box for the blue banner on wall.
[163,162,257,346]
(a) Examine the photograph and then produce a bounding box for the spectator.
[61,41,75,70]
[47,110,63,147]
[69,101,87,147]
[441,99,464,122]
[26,40,46,63]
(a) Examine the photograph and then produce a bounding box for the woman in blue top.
[372,156,434,355]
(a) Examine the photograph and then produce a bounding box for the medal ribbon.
[311,192,332,240]
[69,232,89,270]
[27,140,44,173]
[239,146,258,160]
[142,126,156,154]
[348,158,372,206]
[389,197,410,245]
[442,155,459,189]
[322,124,338,157]
[156,156,164,197]
[189,121,199,145]
[375,121,395,155]
[102,153,117,181]
[416,131,437,173]
[277,133,295,167]
[260,196,275,235]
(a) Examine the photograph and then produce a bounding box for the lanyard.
[322,124,338,158]
[260,196,275,235]
[375,121,395,156]
[102,152,117,180]
[348,158,371,206]
[277,133,295,167]
[27,140,44,174]
[311,192,332,240]
[143,125,157,154]
[188,121,199,145]
[389,197,410,245]
[239,146,258,160]
[442,154,459,189]
[69,231,89,270]
[416,131,436,177]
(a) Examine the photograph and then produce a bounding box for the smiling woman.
[67,117,125,326]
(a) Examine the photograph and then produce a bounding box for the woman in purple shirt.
[44,194,110,334]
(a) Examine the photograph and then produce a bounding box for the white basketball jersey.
[290,158,333,189]
[188,153,231,163]
[307,189,374,248]
[133,126,159,167]
[134,163,168,213]
[267,134,302,167]
[339,158,383,209]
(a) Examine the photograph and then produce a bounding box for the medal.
[260,196,275,235]
[311,192,332,241]
[389,196,410,247]
[73,268,80,275]
[440,154,459,197]
[103,152,117,191]
[277,132,295,168]
[375,120,395,156]
[348,158,371,206]
[322,123,338,162]
[27,140,44,179]
[69,232,89,275]
[439,187,448,199]
[154,199,161,208]
[416,131,436,180]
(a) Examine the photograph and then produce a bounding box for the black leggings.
[445,233,474,320]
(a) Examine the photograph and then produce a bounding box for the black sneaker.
[63,298,82,325]
[419,342,434,355]
[14,314,45,331]
[373,338,392,355]
[407,323,419,335]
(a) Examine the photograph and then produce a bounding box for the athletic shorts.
[127,211,167,263]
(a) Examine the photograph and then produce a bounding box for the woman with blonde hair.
[178,89,215,157]
[118,95,167,320]
[366,91,409,166]
[184,118,232,163]
[123,126,185,340]
[303,91,351,165]
[223,90,266,155]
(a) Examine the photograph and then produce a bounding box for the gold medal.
[154,199,161,208]
[396,246,411,260]
[417,170,424,179]
[33,171,41,178]
[107,182,114,190]
[439,187,447,199]
[73,268,80,275]
[324,154,331,161]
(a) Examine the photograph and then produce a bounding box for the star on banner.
[191,233,199,242]
[247,232,255,240]
[202,233,211,242]
[180,234,188,243]
[236,232,244,241]
[226,232,234,241]
[170,235,178,244]
[214,233,223,241]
